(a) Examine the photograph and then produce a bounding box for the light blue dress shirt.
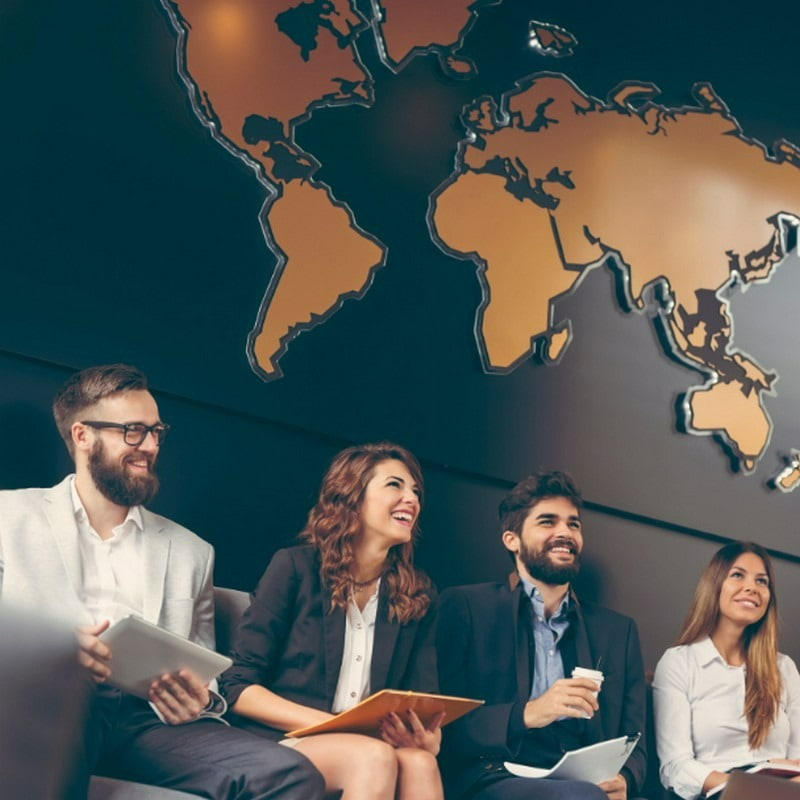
[520,575,571,700]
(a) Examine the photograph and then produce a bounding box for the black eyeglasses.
[81,421,170,446]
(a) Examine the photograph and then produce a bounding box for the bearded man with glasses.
[0,364,324,800]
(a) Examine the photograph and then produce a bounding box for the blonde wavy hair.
[299,442,431,624]
[677,541,780,749]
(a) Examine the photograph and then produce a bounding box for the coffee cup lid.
[572,667,604,680]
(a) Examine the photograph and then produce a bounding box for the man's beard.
[520,538,581,585]
[89,439,159,507]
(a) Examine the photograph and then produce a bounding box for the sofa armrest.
[213,586,249,656]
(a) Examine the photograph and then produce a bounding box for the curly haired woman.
[221,442,443,800]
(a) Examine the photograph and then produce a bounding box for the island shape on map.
[160,0,499,378]
[371,4,576,75]
[430,74,800,479]
[775,453,800,492]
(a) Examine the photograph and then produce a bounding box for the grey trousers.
[68,687,325,800]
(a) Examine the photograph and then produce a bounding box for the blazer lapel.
[509,573,532,701]
[141,511,170,624]
[572,595,604,742]
[323,582,346,705]
[371,582,399,691]
[43,477,84,603]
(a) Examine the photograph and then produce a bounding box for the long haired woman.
[221,442,443,800]
[653,541,800,799]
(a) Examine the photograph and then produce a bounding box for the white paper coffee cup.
[572,667,604,718]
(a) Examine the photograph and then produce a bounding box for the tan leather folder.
[286,690,484,737]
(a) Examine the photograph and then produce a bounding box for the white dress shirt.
[70,478,226,720]
[71,477,145,625]
[653,637,800,799]
[332,583,380,713]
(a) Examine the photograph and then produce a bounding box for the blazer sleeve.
[219,548,300,708]
[437,587,523,760]
[191,542,216,651]
[0,526,5,595]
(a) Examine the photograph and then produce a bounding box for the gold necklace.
[350,571,384,590]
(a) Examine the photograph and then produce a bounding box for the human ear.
[71,422,92,453]
[501,530,521,554]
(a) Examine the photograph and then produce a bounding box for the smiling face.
[80,390,162,507]
[358,459,421,549]
[717,552,771,631]
[503,495,583,587]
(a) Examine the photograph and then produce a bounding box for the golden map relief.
[160,1,800,490]
[371,0,499,76]
[430,75,800,487]
[161,0,486,380]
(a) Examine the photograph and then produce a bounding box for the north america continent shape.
[160,0,497,378]
[430,74,800,481]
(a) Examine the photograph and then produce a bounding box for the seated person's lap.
[472,776,607,800]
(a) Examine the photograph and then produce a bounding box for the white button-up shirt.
[332,583,380,713]
[70,478,227,720]
[653,637,800,799]
[71,478,144,625]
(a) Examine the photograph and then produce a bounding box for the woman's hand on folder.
[379,709,446,755]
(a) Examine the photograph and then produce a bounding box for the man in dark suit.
[437,471,646,800]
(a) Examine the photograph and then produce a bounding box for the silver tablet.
[99,615,232,699]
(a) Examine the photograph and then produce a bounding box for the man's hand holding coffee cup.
[571,666,604,718]
[523,675,601,728]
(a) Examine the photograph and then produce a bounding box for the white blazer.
[0,476,215,649]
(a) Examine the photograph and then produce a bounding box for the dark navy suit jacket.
[221,545,438,738]
[437,575,646,799]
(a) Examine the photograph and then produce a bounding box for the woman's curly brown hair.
[299,442,431,624]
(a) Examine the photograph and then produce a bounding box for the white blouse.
[653,637,800,799]
[331,583,380,713]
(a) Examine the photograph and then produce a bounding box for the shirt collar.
[70,475,144,533]
[695,636,726,667]
[519,573,571,620]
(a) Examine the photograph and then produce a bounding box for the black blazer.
[221,545,438,737]
[437,576,647,799]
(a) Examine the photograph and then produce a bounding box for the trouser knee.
[239,745,325,799]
